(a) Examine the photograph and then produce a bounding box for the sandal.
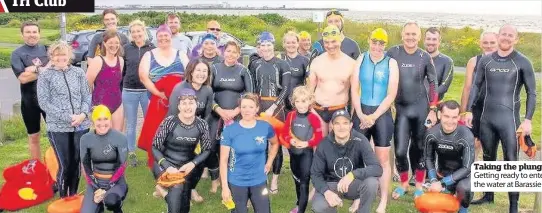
[392,187,407,200]
[414,189,424,198]
[269,188,278,195]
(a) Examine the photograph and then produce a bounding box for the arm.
[191,120,212,166]
[310,144,330,194]
[87,35,100,59]
[351,138,383,180]
[179,51,190,69]
[281,111,294,144]
[151,116,176,169]
[437,58,454,98]
[423,131,438,182]
[351,41,361,60]
[307,60,318,92]
[79,135,100,189]
[425,55,439,108]
[350,55,363,118]
[520,59,537,120]
[219,126,233,187]
[204,88,214,122]
[460,57,477,113]
[11,51,38,84]
[119,57,125,92]
[138,52,162,96]
[167,83,182,116]
[307,113,324,147]
[466,58,486,112]
[442,131,475,186]
[266,124,279,166]
[85,57,102,92]
[78,68,92,117]
[36,73,70,122]
[109,133,129,185]
[274,62,292,106]
[241,67,254,93]
[371,58,399,118]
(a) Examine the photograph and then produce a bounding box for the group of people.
[9,7,537,213]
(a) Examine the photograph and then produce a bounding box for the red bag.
[0,159,54,211]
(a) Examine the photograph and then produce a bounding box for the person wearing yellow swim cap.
[351,27,399,213]
[298,31,312,58]
[80,104,130,213]
[309,9,361,62]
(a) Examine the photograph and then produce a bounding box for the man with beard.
[309,9,361,61]
[88,9,129,59]
[161,13,193,55]
[465,24,537,213]
[424,27,454,101]
[10,22,52,160]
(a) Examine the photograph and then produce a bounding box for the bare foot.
[349,199,360,213]
[270,175,279,194]
[210,180,220,193]
[201,168,209,179]
[155,185,168,198]
[191,189,204,203]
[308,188,315,201]
[392,185,408,200]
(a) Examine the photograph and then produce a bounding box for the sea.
[93,9,542,33]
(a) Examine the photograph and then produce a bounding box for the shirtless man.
[308,25,356,136]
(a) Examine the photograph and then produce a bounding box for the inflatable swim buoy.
[47,195,84,213]
[256,113,286,145]
[44,147,58,182]
[414,192,460,213]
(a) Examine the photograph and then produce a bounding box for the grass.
[0,28,58,45]
[0,73,540,213]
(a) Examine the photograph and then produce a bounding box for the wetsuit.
[249,56,291,175]
[427,53,454,101]
[311,130,382,213]
[424,124,474,211]
[80,130,129,213]
[469,55,486,138]
[37,66,92,198]
[277,53,310,110]
[207,62,254,180]
[282,111,323,213]
[92,56,122,113]
[353,52,394,147]
[466,50,537,210]
[386,45,438,183]
[152,115,212,213]
[200,54,224,66]
[221,120,275,213]
[10,43,49,134]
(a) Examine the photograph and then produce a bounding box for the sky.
[95,0,542,16]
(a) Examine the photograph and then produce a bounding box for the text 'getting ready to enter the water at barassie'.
[471,161,542,192]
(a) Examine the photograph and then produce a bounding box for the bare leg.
[375,147,391,213]
[112,105,125,132]
[28,133,41,159]
[210,179,220,193]
[191,189,203,202]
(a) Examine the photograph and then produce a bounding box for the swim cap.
[201,33,218,44]
[257,31,275,45]
[370,28,388,43]
[298,31,311,39]
[322,25,342,41]
[325,9,344,19]
[179,88,197,98]
[156,24,172,37]
[91,105,111,122]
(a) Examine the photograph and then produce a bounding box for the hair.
[290,85,314,108]
[402,21,420,33]
[128,19,148,42]
[184,58,211,85]
[207,20,220,28]
[166,13,180,22]
[100,29,124,57]
[48,41,73,64]
[439,100,461,113]
[20,21,40,33]
[479,30,498,41]
[225,40,241,54]
[102,8,118,18]
[425,27,441,36]
[283,31,299,43]
[240,93,260,108]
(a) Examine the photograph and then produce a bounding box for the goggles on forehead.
[326,10,343,18]
[179,95,197,100]
[322,30,340,38]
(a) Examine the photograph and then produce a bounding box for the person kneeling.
[80,105,129,213]
[424,100,474,213]
[311,110,382,213]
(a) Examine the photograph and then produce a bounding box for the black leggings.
[81,177,128,213]
[353,104,394,147]
[205,113,227,181]
[394,101,428,182]
[445,177,473,208]
[289,148,312,213]
[230,181,270,213]
[260,99,285,175]
[479,104,521,204]
[48,129,89,198]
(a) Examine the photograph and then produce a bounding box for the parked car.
[184,31,257,59]
[67,30,96,66]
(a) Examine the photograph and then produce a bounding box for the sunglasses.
[371,39,386,46]
[326,10,343,17]
[208,28,221,32]
[322,30,339,37]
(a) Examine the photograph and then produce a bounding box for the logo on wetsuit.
[401,63,415,68]
[220,78,236,82]
[103,144,113,155]
[333,157,354,178]
[489,68,510,73]
[294,124,306,128]
[176,137,197,142]
[437,144,454,150]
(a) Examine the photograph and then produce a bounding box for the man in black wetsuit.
[465,24,537,213]
[424,100,474,213]
[386,22,439,199]
[152,88,212,213]
[310,9,361,62]
[10,21,51,160]
[249,31,292,194]
[424,27,454,101]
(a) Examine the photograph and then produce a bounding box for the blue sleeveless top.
[149,50,185,82]
[359,52,390,106]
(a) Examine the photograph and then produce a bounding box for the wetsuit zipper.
[372,66,376,99]
[62,70,76,131]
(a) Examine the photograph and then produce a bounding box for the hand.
[464,112,473,128]
[166,166,178,174]
[217,108,232,121]
[178,162,196,175]
[358,114,370,129]
[290,138,297,146]
[323,190,343,207]
[264,162,272,175]
[426,111,437,128]
[519,120,532,135]
[157,92,167,100]
[24,66,37,73]
[429,182,443,192]
[225,109,238,120]
[264,106,276,117]
[365,114,376,128]
[93,189,106,203]
[71,113,86,127]
[337,174,354,193]
[294,141,309,149]
[221,186,233,202]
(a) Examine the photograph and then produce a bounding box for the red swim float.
[47,195,84,213]
[256,113,285,146]
[414,192,460,213]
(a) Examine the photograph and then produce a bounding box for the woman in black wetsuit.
[249,31,291,194]
[207,40,254,193]
[80,105,128,213]
[277,31,310,111]
[152,88,212,213]
[168,58,213,203]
